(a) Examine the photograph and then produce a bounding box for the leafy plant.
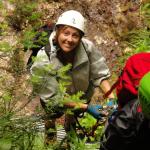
[123,29,150,50]
[6,0,43,31]
[0,42,12,53]
[0,114,46,150]
[140,2,150,28]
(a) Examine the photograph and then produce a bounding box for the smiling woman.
[30,10,114,144]
[56,25,81,53]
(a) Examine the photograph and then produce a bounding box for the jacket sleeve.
[30,48,64,114]
[83,39,110,87]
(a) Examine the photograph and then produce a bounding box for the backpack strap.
[44,43,51,60]
[103,68,124,99]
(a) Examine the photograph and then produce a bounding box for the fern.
[141,2,150,28]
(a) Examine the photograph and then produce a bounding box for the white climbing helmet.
[56,10,85,34]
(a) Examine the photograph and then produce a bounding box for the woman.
[31,10,114,143]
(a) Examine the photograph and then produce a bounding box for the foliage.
[0,23,9,36]
[112,2,150,76]
[7,0,43,31]
[123,29,150,51]
[141,2,150,28]
[21,29,38,51]
[0,1,45,149]
[0,114,47,150]
[31,61,85,114]
[21,27,50,51]
[121,2,150,52]
[66,130,98,150]
[10,46,25,75]
[77,113,104,142]
[0,42,12,53]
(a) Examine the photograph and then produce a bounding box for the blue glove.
[106,98,117,108]
[87,104,103,119]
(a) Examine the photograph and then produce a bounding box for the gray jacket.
[31,32,110,113]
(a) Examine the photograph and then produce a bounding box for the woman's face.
[57,26,81,53]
